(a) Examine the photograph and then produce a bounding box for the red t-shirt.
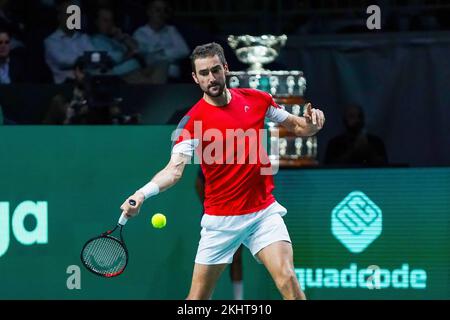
[173,88,282,216]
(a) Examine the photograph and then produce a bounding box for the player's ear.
[192,72,199,84]
[223,64,229,73]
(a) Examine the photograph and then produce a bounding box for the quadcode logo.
[332,191,382,253]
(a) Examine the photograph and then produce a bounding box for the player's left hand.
[303,103,325,131]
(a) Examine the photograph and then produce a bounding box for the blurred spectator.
[325,104,388,166]
[91,6,166,84]
[43,62,87,124]
[91,7,140,76]
[39,0,57,8]
[84,0,127,31]
[133,0,189,81]
[42,93,73,124]
[0,28,27,84]
[44,63,141,125]
[0,101,15,124]
[44,0,94,84]
[0,0,25,49]
[389,0,439,32]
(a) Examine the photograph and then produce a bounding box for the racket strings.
[82,236,126,275]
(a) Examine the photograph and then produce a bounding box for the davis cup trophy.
[227,35,318,167]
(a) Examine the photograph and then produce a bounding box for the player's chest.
[200,104,265,132]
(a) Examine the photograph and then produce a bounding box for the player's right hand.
[120,192,145,219]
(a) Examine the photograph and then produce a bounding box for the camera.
[75,51,122,109]
[68,51,139,124]
[81,51,115,74]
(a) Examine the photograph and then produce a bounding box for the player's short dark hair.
[190,42,227,73]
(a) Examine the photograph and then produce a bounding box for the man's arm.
[163,26,190,61]
[120,152,190,218]
[279,103,325,137]
[112,27,139,56]
[132,28,158,54]
[45,35,94,70]
[45,38,76,71]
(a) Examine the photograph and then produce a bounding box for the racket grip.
[118,199,136,225]
[118,213,128,226]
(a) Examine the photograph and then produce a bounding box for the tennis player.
[121,43,325,300]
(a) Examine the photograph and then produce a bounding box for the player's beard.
[204,80,226,98]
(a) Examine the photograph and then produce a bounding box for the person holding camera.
[43,61,140,125]
[90,6,165,84]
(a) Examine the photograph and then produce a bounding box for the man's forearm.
[291,116,319,137]
[149,167,182,193]
[137,155,187,198]
[280,104,325,137]
[121,34,139,52]
[134,168,177,201]
[122,154,188,217]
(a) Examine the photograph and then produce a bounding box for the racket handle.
[118,199,137,226]
[118,213,128,226]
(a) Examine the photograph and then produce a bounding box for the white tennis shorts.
[195,201,291,265]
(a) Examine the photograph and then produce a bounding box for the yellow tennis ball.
[151,213,166,229]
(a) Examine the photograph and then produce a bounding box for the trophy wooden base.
[226,71,319,169]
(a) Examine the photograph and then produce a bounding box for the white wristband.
[137,181,160,200]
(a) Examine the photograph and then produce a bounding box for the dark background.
[1,0,450,167]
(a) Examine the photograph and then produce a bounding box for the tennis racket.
[80,199,136,278]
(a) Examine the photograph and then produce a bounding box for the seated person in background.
[0,0,25,50]
[43,62,141,125]
[0,28,26,83]
[42,93,73,124]
[133,0,189,82]
[91,6,166,84]
[91,7,140,76]
[43,63,89,125]
[325,104,388,166]
[45,0,94,84]
[0,102,15,124]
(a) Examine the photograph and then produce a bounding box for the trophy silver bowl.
[228,34,288,72]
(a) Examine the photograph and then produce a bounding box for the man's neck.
[203,88,231,106]
[59,27,75,37]
[346,130,364,138]
[148,21,165,32]
[0,57,8,65]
